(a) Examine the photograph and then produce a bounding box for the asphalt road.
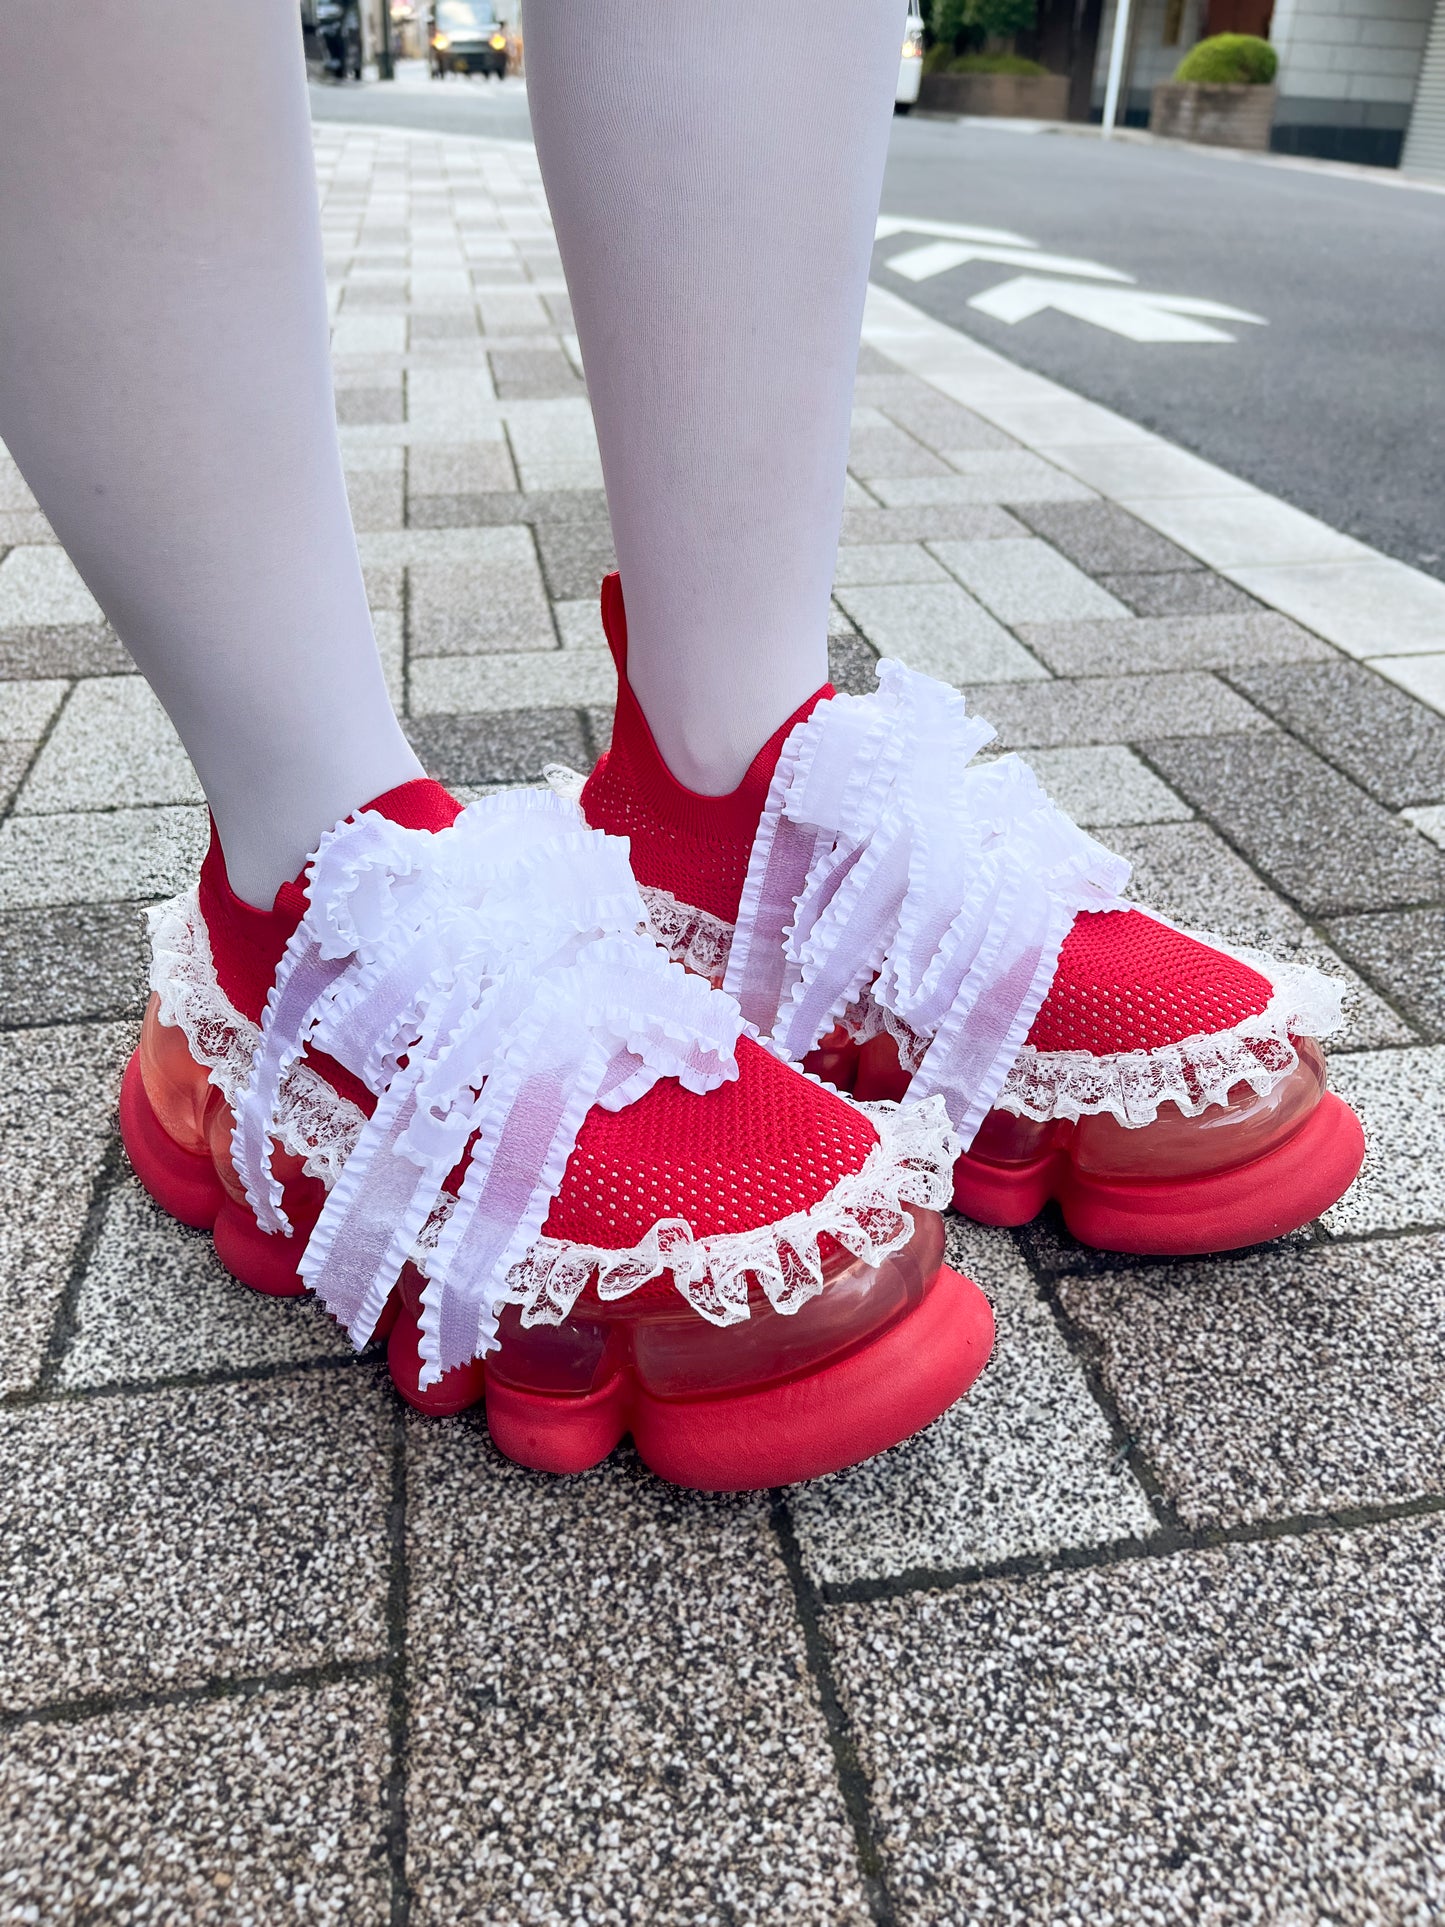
[312,74,1445,579]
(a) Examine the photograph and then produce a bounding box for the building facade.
[1088,0,1445,170]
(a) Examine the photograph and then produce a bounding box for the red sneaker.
[120,776,991,1489]
[579,575,1365,1257]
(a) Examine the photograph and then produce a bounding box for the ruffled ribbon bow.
[723,660,1131,1145]
[232,790,742,1385]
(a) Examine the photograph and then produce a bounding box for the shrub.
[1173,34,1278,84]
[923,41,957,73]
[950,51,1048,73]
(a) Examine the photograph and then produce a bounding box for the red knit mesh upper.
[545,1036,876,1246]
[581,573,830,923]
[1025,908,1273,1054]
[195,775,876,1255]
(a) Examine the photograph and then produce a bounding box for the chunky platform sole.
[807,1030,1366,1258]
[477,1260,989,1491]
[951,1089,1365,1256]
[120,1038,994,1487]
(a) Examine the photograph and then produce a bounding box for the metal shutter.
[1403,0,1445,179]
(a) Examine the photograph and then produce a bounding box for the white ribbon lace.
[230,791,742,1384]
[723,661,1131,1147]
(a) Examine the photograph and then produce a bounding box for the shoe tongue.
[201,777,464,1024]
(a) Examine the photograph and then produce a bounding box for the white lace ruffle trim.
[148,887,362,1188]
[995,932,1347,1126]
[146,881,957,1349]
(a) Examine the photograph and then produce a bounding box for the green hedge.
[1173,34,1278,84]
[949,52,1049,73]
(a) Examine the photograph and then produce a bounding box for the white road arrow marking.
[968,276,1268,343]
[885,240,1133,285]
[876,214,1033,246]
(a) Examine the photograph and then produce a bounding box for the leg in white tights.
[525,0,904,794]
[0,0,422,907]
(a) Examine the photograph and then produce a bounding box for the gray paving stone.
[336,384,404,426]
[847,422,952,479]
[0,547,102,627]
[411,310,482,341]
[0,1679,392,1923]
[828,632,881,696]
[1026,744,1192,827]
[0,901,149,1024]
[788,1222,1153,1589]
[1099,569,1263,617]
[870,456,1092,508]
[0,804,208,909]
[1229,658,1445,810]
[0,677,66,739]
[17,677,201,813]
[533,519,617,603]
[0,623,130,679]
[489,346,586,400]
[877,390,1018,453]
[828,1519,1445,1925]
[932,537,1130,624]
[1011,498,1203,574]
[0,1372,391,1712]
[406,1426,871,1927]
[1325,909,1445,1039]
[832,542,949,586]
[407,707,593,786]
[834,582,1046,685]
[342,464,404,532]
[1017,611,1332,677]
[408,549,555,656]
[1108,819,1413,1051]
[961,671,1273,750]
[1058,1236,1445,1527]
[0,1021,131,1398]
[0,509,54,546]
[553,597,605,651]
[59,1178,352,1390]
[1323,1047,1445,1236]
[406,439,517,497]
[1142,732,1445,916]
[0,742,33,812]
[410,650,616,714]
[839,502,1025,546]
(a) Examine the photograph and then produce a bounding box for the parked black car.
[429,0,508,77]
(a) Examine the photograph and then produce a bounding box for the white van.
[897,11,924,111]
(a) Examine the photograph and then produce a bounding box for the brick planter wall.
[1149,81,1278,149]
[918,72,1071,119]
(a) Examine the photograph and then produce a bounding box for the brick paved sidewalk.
[1,122,1443,1924]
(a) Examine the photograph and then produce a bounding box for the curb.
[861,282,1445,713]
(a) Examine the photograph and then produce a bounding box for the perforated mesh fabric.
[545,1034,877,1248]
[1026,908,1273,1055]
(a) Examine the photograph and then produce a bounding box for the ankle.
[198,777,463,1023]
[582,577,828,921]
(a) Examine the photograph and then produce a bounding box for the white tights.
[0,0,901,902]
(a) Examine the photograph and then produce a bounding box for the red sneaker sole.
[953,1088,1365,1256]
[120,1046,994,1480]
[480,1261,993,1491]
[120,1052,311,1297]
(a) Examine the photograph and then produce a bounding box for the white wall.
[1273,0,1436,108]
